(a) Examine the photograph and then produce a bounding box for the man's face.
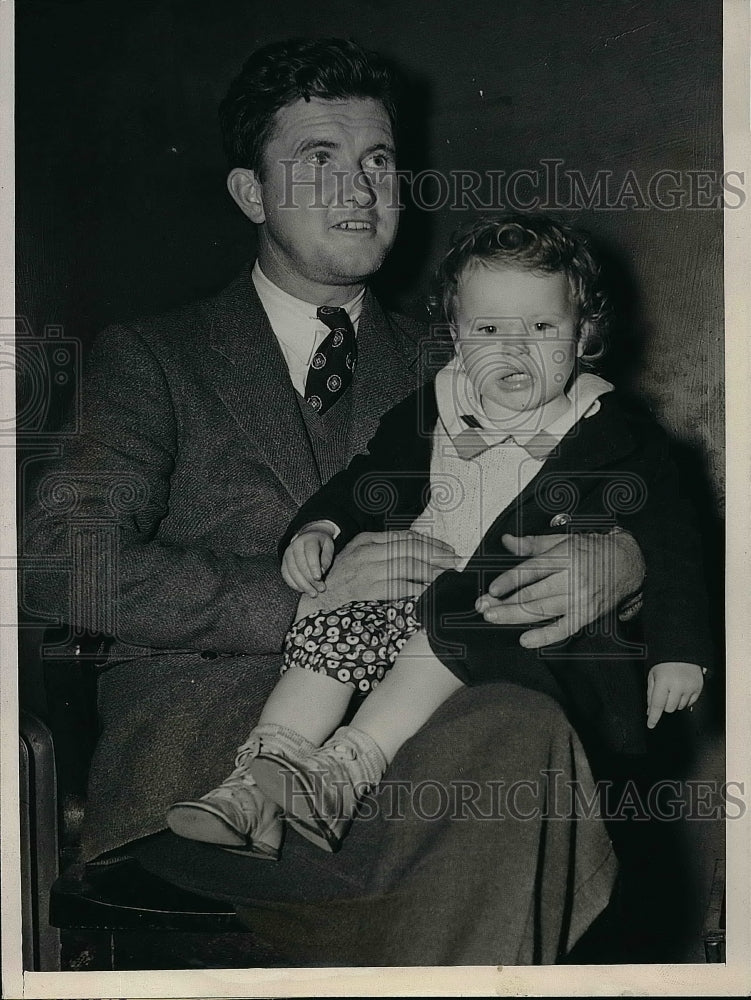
[248,96,399,304]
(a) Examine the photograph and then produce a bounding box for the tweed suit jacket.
[285,381,715,764]
[24,267,427,859]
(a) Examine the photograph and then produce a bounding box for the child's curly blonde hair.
[432,214,612,369]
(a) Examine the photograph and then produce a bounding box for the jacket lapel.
[346,291,423,454]
[204,269,321,507]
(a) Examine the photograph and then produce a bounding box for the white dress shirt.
[251,261,365,397]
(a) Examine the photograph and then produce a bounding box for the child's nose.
[502,338,531,355]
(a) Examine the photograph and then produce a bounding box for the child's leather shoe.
[249,725,387,853]
[166,723,316,860]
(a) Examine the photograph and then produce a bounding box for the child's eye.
[477,324,497,335]
[533,322,556,332]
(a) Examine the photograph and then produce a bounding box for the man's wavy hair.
[219,38,400,177]
[432,215,611,370]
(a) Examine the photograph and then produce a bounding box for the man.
[25,38,646,963]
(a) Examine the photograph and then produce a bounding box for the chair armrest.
[42,628,111,867]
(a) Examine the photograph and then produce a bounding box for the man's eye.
[363,152,392,171]
[307,151,330,167]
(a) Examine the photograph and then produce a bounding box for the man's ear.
[227,168,265,224]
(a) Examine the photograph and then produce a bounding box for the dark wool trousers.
[130,682,617,965]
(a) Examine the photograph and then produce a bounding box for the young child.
[167,215,710,858]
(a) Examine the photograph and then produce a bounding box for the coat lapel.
[204,269,321,507]
[489,393,642,539]
[346,291,423,454]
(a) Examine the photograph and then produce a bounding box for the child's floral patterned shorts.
[282,597,422,695]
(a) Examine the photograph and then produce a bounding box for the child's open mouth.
[497,370,532,386]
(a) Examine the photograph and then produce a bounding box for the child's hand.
[282,523,337,597]
[647,661,705,729]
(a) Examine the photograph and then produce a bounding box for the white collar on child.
[434,356,614,461]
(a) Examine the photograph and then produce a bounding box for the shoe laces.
[234,734,262,768]
[202,766,258,812]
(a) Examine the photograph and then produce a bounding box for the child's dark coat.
[284,383,714,770]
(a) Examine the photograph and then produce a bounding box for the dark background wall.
[16,0,724,705]
[16,0,724,479]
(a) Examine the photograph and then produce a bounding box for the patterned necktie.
[304,306,357,415]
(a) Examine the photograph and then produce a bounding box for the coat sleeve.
[22,324,299,655]
[614,423,716,673]
[279,387,431,558]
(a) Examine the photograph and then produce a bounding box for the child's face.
[453,263,584,417]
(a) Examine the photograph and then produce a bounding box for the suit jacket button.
[200,650,219,660]
[550,512,573,527]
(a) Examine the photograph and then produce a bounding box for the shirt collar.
[435,355,614,461]
[251,261,366,333]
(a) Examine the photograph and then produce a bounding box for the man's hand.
[475,530,645,649]
[647,661,704,729]
[281,523,337,598]
[293,529,458,620]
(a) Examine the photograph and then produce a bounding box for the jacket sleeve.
[612,423,716,674]
[279,387,430,558]
[22,324,300,655]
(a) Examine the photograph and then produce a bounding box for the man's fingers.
[406,531,456,554]
[368,529,453,550]
[677,693,691,712]
[486,559,567,600]
[494,579,568,617]
[388,552,453,585]
[371,531,457,557]
[479,601,550,626]
[478,589,568,626]
[517,617,573,649]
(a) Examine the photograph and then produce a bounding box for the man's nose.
[336,163,376,207]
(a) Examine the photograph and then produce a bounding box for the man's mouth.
[331,221,374,231]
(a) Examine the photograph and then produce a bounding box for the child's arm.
[281,521,338,598]
[646,661,705,729]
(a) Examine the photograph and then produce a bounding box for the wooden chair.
[23,628,287,971]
